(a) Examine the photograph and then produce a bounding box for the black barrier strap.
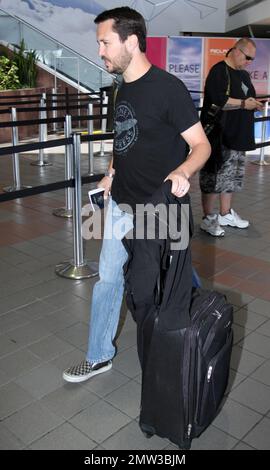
[194,109,269,118]
[45,97,99,103]
[0,116,64,128]
[0,93,43,99]
[0,180,73,202]
[82,174,104,185]
[0,98,100,107]
[14,102,107,113]
[254,116,270,123]
[255,140,270,149]
[0,102,108,115]
[0,108,12,115]
[0,92,101,100]
[0,173,103,203]
[0,132,114,157]
[15,103,96,113]
[0,114,106,128]
[81,132,114,143]
[0,103,101,115]
[0,100,44,107]
[0,137,70,156]
[58,92,101,97]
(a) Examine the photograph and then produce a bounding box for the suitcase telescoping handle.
[157,187,193,330]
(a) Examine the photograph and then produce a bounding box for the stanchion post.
[73,133,84,267]
[55,133,99,279]
[42,92,48,143]
[52,87,57,133]
[3,107,32,192]
[11,107,20,189]
[259,101,269,165]
[31,96,52,167]
[87,103,94,175]
[65,116,73,214]
[252,101,270,166]
[100,94,108,157]
[52,114,73,218]
[94,94,111,157]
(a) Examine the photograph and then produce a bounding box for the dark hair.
[226,37,257,56]
[236,37,256,49]
[94,7,147,53]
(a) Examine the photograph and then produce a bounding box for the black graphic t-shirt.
[201,61,256,151]
[111,65,199,208]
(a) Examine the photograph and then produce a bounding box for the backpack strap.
[224,63,231,97]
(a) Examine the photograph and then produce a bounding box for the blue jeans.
[86,199,133,364]
[192,267,201,288]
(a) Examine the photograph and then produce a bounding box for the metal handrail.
[0,6,114,91]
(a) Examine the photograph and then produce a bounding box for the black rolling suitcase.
[122,185,233,449]
[139,288,233,450]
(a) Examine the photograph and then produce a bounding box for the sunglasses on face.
[237,48,255,61]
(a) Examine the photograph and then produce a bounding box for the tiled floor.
[0,143,270,450]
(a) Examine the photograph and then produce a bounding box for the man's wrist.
[240,99,245,109]
[177,168,190,180]
[104,170,114,178]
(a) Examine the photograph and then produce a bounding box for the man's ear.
[126,34,139,52]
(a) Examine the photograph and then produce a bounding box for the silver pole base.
[55,260,99,279]
[3,184,32,192]
[251,159,270,166]
[94,151,112,157]
[52,207,73,218]
[30,161,53,166]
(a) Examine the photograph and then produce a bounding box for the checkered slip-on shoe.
[63,359,112,383]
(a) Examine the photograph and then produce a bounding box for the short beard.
[105,50,132,75]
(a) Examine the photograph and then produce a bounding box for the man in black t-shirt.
[200,38,264,237]
[63,7,210,384]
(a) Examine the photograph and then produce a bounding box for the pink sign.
[146,37,167,70]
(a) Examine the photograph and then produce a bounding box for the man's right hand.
[244,97,264,111]
[97,176,113,199]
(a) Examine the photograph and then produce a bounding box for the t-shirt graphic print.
[114,100,138,154]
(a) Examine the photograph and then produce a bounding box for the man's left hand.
[165,170,190,197]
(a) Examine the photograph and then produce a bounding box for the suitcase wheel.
[143,431,153,439]
[179,442,191,450]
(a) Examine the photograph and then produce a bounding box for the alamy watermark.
[82,202,190,250]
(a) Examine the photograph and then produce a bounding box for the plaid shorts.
[200,146,246,193]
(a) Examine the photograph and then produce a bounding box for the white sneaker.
[218,209,249,229]
[200,214,225,237]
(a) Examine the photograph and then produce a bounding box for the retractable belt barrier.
[0,131,113,279]
[0,110,110,185]
[0,91,100,100]
[0,132,113,157]
[0,113,105,128]
[0,91,101,100]
[0,93,112,185]
[0,102,106,117]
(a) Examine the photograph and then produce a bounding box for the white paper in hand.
[88,188,105,211]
